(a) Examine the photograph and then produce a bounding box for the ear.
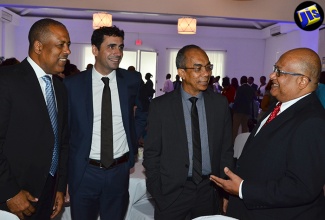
[297,76,309,90]
[92,45,98,56]
[33,41,43,54]
[178,68,185,80]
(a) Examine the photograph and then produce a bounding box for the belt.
[89,152,129,169]
[186,175,210,182]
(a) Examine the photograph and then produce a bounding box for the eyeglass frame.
[180,63,214,73]
[273,65,311,82]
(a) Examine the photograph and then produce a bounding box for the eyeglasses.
[181,64,213,73]
[273,65,311,82]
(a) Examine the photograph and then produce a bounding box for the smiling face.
[34,25,71,75]
[92,35,124,76]
[178,48,212,96]
[269,48,318,103]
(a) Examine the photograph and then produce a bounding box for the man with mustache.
[210,48,325,219]
[64,26,147,220]
[144,44,234,219]
[0,18,71,219]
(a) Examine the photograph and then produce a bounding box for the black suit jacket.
[143,88,234,211]
[227,93,325,220]
[0,59,69,210]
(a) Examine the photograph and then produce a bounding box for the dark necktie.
[189,97,202,184]
[42,76,59,176]
[264,102,282,126]
[101,77,114,168]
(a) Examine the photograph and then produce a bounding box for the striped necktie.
[42,76,59,176]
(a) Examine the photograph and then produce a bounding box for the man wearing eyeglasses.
[210,48,325,220]
[144,45,234,219]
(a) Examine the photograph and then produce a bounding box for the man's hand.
[210,167,243,196]
[50,191,64,219]
[6,190,38,220]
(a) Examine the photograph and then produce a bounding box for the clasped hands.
[210,167,243,196]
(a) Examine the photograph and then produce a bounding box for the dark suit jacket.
[0,59,69,209]
[227,93,325,220]
[143,88,234,211]
[233,84,255,115]
[64,68,147,194]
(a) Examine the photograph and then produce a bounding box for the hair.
[145,73,152,80]
[166,73,171,79]
[91,26,124,50]
[176,44,202,69]
[231,77,239,90]
[0,57,20,66]
[222,76,230,87]
[127,66,136,71]
[175,75,180,81]
[240,76,248,84]
[28,18,66,52]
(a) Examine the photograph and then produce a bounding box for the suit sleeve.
[242,117,325,209]
[143,99,162,197]
[0,74,21,203]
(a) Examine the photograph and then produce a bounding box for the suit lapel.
[116,69,129,130]
[203,91,215,157]
[84,70,94,132]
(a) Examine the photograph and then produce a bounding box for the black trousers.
[154,178,218,220]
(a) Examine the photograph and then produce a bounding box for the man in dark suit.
[0,18,70,219]
[143,45,234,219]
[64,26,147,220]
[232,76,255,141]
[211,48,325,219]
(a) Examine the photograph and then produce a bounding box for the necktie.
[264,102,282,126]
[101,77,113,168]
[189,97,202,184]
[42,76,59,176]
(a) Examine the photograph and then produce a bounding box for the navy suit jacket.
[227,93,325,220]
[64,68,146,194]
[0,59,69,209]
[143,88,234,211]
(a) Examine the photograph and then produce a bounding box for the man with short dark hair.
[0,18,70,220]
[64,26,147,220]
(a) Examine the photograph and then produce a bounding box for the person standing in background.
[64,26,147,220]
[316,71,325,107]
[162,73,174,93]
[257,76,266,105]
[144,44,233,219]
[0,18,70,220]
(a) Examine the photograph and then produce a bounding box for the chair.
[0,210,20,220]
[233,132,250,159]
[127,198,155,220]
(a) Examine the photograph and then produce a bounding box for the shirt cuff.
[239,180,244,199]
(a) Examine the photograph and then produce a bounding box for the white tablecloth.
[54,160,149,220]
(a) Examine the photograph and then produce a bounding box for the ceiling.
[4,6,276,30]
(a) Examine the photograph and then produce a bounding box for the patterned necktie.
[189,97,202,185]
[101,77,114,168]
[42,76,59,176]
[264,102,282,126]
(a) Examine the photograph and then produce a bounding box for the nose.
[269,71,276,79]
[64,45,71,55]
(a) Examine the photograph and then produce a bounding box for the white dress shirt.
[89,68,128,160]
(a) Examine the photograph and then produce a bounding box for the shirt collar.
[27,56,52,79]
[93,67,116,83]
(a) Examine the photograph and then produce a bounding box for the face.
[92,35,124,75]
[269,54,303,102]
[178,48,212,96]
[37,25,71,75]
